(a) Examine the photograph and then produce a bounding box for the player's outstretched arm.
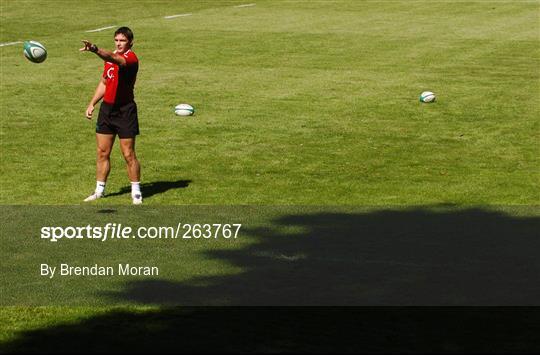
[80,40,127,67]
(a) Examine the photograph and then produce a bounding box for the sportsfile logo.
[40,223,242,242]
[41,223,132,242]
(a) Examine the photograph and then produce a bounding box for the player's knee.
[96,147,111,161]
[122,150,137,164]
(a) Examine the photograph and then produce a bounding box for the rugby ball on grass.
[419,91,436,103]
[23,40,47,63]
[174,104,194,116]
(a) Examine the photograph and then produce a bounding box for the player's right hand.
[85,104,94,119]
[80,40,92,52]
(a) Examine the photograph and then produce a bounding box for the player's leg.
[117,101,141,204]
[119,137,142,204]
[84,133,115,201]
[96,133,115,183]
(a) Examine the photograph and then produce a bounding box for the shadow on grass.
[106,207,540,306]
[3,207,540,353]
[105,179,191,199]
[3,307,539,353]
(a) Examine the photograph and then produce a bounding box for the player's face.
[114,34,131,53]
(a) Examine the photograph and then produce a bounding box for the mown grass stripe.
[85,25,116,33]
[163,13,192,19]
[0,41,22,47]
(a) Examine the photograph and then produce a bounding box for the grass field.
[1,0,539,352]
[1,0,538,205]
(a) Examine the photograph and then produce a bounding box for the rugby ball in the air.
[174,104,195,116]
[419,91,436,103]
[23,40,47,63]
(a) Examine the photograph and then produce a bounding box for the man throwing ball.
[80,27,142,205]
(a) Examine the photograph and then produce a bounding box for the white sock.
[96,181,106,196]
[131,181,141,197]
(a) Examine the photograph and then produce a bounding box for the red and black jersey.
[102,49,138,105]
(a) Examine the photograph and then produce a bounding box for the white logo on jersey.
[106,67,114,79]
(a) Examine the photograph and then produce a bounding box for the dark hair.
[114,27,134,42]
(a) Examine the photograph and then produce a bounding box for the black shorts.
[96,101,139,138]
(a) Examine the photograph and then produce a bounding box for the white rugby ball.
[174,103,194,116]
[420,91,436,103]
[23,40,47,63]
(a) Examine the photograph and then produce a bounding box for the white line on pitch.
[234,3,256,7]
[164,13,192,19]
[0,41,23,47]
[85,25,116,33]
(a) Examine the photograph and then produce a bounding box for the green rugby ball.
[23,40,47,63]
[419,91,436,103]
[174,103,195,116]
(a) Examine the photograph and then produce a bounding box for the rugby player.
[80,27,142,205]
